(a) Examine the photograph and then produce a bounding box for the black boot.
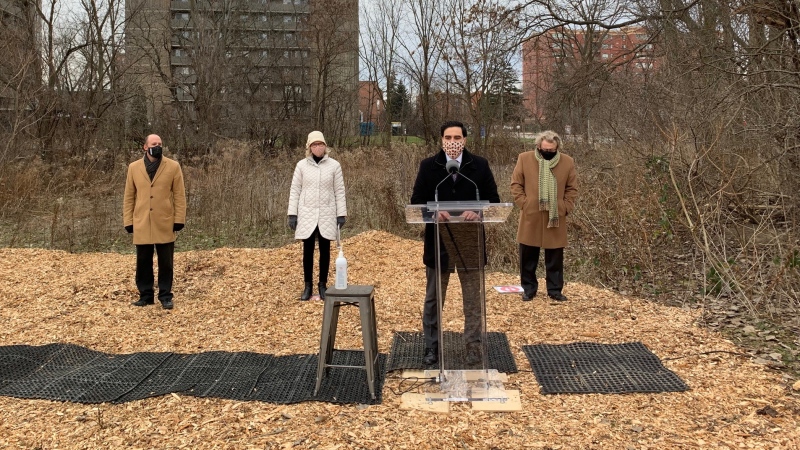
[131,298,154,307]
[423,347,438,365]
[318,282,327,300]
[300,282,313,301]
[466,342,482,366]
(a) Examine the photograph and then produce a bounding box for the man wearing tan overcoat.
[123,134,186,309]
[510,130,578,302]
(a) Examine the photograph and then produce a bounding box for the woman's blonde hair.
[534,130,562,151]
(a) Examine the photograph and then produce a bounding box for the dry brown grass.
[1,139,798,333]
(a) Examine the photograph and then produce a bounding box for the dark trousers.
[519,244,564,296]
[136,242,175,303]
[422,265,482,350]
[303,227,331,284]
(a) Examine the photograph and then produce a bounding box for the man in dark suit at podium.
[410,120,501,366]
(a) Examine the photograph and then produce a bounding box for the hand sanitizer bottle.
[335,248,347,289]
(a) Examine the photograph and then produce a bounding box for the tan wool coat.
[123,156,187,245]
[510,151,578,248]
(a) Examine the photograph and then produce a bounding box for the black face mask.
[539,149,557,160]
[148,145,163,158]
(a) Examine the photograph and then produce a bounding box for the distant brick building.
[522,26,658,121]
[358,81,384,124]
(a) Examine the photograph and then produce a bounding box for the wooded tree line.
[2,1,797,156]
[521,0,799,312]
[361,0,799,312]
[360,0,525,148]
[0,0,359,159]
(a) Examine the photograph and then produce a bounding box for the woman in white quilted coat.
[287,131,347,301]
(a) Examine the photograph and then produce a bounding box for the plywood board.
[399,393,450,413]
[471,389,522,412]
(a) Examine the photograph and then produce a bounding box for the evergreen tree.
[483,63,524,124]
[386,76,409,120]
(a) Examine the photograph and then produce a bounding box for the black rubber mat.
[0,344,386,405]
[0,344,172,403]
[115,351,274,403]
[249,354,317,403]
[385,331,518,373]
[522,342,689,394]
[250,351,387,405]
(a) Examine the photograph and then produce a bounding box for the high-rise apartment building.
[125,0,358,141]
[522,27,658,121]
[0,0,40,115]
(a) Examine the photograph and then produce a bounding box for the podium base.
[423,369,508,403]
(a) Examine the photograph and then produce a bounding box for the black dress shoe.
[548,292,568,302]
[423,347,438,365]
[300,282,313,301]
[522,292,535,301]
[161,299,174,310]
[132,298,154,307]
[318,283,327,300]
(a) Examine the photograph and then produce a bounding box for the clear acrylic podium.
[405,200,513,402]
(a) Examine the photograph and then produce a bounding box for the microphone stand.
[434,168,458,203]
[434,173,449,203]
[457,171,481,201]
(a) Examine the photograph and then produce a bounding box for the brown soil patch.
[0,231,798,448]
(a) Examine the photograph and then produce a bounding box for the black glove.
[288,215,297,231]
[337,216,346,229]
[173,223,184,232]
[125,225,133,234]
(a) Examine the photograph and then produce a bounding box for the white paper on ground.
[493,285,523,293]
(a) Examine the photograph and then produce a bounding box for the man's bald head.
[144,134,162,151]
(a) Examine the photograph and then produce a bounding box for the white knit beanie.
[306,131,327,149]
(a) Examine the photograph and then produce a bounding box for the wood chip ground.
[0,231,798,448]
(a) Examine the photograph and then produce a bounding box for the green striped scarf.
[535,150,561,228]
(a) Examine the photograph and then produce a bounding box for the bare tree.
[394,0,444,145]
[0,0,43,162]
[126,0,330,152]
[504,0,800,315]
[360,0,403,146]
[1,0,136,161]
[437,0,520,148]
[305,0,359,147]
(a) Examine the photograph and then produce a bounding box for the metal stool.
[314,285,379,399]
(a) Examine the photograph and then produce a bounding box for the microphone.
[446,159,459,174]
[434,159,461,202]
